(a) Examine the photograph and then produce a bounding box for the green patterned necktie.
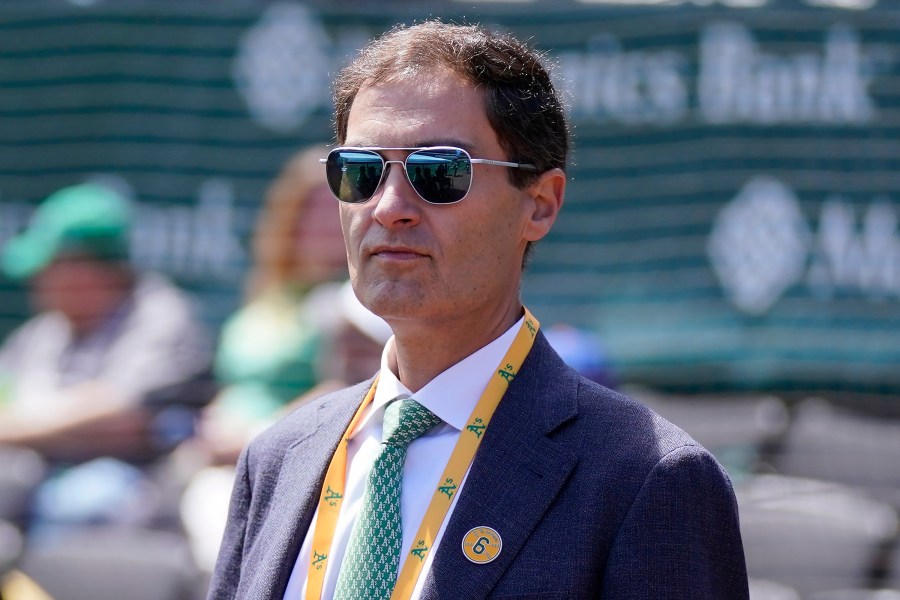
[333,396,442,600]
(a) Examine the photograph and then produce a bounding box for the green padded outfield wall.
[1,0,898,396]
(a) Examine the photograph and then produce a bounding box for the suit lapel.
[243,380,373,599]
[422,334,580,600]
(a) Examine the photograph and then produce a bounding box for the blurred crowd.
[0,143,617,600]
[2,143,899,600]
[0,145,395,599]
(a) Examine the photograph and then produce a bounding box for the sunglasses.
[321,146,537,205]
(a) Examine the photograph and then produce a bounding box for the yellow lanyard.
[305,308,540,600]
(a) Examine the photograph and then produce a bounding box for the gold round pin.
[461,526,502,564]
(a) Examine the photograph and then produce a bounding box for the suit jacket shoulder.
[423,332,748,599]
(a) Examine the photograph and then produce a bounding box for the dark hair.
[333,21,569,189]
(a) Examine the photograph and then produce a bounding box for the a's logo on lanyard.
[323,486,342,507]
[305,309,540,600]
[410,540,429,562]
[465,418,486,438]
[437,478,458,498]
[497,364,517,382]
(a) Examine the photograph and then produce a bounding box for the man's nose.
[372,162,421,228]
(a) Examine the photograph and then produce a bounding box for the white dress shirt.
[284,316,524,600]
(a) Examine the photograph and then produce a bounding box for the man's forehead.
[353,72,478,110]
[345,74,492,151]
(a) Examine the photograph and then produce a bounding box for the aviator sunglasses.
[321,146,537,205]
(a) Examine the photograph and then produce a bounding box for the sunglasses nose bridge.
[380,158,416,194]
[382,159,406,170]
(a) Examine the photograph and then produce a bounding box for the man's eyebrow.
[416,138,473,151]
[341,139,476,152]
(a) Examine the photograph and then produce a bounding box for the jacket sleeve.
[207,445,253,599]
[600,445,749,599]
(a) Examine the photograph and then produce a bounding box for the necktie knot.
[382,397,442,448]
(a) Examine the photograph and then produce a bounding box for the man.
[210,21,748,599]
[0,183,214,467]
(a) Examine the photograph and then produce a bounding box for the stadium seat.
[737,474,899,596]
[626,387,789,478]
[774,399,900,509]
[0,445,46,523]
[0,518,23,576]
[887,539,900,590]
[749,578,800,600]
[807,590,900,599]
[19,525,200,600]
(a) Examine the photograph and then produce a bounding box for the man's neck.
[387,300,524,393]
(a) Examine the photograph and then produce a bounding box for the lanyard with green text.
[305,308,540,600]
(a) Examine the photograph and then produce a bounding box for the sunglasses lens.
[406,148,472,204]
[325,150,384,203]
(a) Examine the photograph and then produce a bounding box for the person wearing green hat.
[0,183,214,521]
[1,183,132,283]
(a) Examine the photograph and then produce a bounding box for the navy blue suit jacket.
[209,333,749,599]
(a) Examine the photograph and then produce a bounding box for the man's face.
[340,69,537,327]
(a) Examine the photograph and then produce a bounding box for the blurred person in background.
[308,280,393,390]
[172,146,386,571]
[178,144,349,469]
[179,279,391,573]
[0,183,214,528]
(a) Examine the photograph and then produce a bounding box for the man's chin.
[359,284,430,322]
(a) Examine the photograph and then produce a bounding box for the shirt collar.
[358,315,525,435]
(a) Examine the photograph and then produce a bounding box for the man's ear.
[523,168,566,242]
